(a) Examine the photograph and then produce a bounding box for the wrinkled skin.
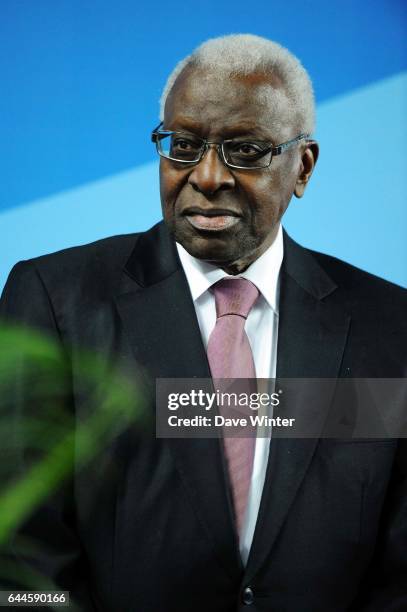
[160,66,319,274]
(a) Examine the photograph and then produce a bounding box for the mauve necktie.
[207,277,260,536]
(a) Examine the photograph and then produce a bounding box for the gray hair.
[159,34,315,135]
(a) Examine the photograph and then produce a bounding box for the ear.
[294,140,319,198]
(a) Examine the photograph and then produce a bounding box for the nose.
[188,145,235,197]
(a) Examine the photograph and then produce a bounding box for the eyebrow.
[168,118,273,140]
[222,126,272,140]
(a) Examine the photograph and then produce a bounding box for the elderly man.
[1,34,406,611]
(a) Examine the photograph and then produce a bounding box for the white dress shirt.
[176,224,284,564]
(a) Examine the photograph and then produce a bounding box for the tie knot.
[212,278,259,319]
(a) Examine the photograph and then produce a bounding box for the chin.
[171,220,260,267]
[182,237,235,264]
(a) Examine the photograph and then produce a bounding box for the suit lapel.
[114,222,242,583]
[246,232,351,581]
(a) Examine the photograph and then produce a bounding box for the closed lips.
[183,208,241,231]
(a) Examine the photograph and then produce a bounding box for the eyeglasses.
[151,122,309,170]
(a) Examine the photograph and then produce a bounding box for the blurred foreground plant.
[0,323,148,596]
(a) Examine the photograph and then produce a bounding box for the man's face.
[160,67,314,273]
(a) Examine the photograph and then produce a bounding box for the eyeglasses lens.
[158,134,203,162]
[223,142,272,168]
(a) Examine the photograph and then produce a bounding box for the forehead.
[164,66,292,139]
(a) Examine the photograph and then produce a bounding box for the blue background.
[1,0,406,289]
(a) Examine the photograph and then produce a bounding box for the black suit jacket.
[1,221,406,612]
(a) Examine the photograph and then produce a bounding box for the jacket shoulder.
[1,234,141,317]
[33,233,138,277]
[307,248,406,328]
[310,249,406,297]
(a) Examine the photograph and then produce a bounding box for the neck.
[211,227,280,275]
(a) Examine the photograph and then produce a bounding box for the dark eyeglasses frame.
[151,121,310,170]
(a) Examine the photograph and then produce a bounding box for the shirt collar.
[176,224,284,314]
